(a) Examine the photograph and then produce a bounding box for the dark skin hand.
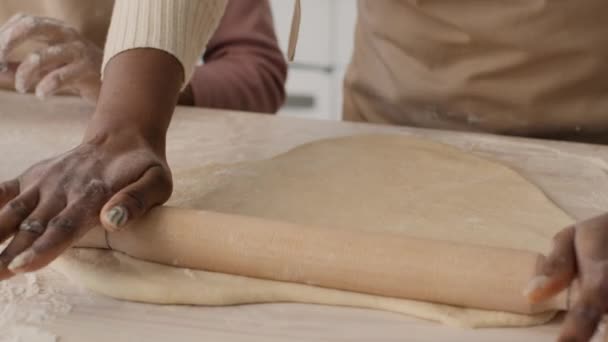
[527,214,608,342]
[0,48,182,278]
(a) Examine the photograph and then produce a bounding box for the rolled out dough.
[53,134,574,328]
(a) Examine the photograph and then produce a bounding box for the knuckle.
[554,226,574,242]
[7,199,29,218]
[19,219,45,234]
[51,72,64,83]
[0,182,10,197]
[13,15,37,31]
[18,53,41,76]
[123,190,146,211]
[5,13,29,27]
[48,216,76,233]
[545,255,569,274]
[571,304,602,324]
[10,13,27,21]
[26,51,41,65]
[71,40,86,51]
[47,45,63,55]
[62,25,78,37]
[83,179,110,198]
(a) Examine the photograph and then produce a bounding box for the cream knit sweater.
[103,0,227,85]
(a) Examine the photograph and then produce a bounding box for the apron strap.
[287,0,301,61]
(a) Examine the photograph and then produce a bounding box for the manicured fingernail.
[523,275,549,297]
[105,206,128,230]
[8,249,35,273]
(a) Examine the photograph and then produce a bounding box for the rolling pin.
[78,206,569,314]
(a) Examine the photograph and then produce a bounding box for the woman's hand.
[0,129,172,279]
[526,214,608,342]
[0,43,184,280]
[0,13,102,103]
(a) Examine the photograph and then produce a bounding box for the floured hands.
[0,130,172,281]
[0,13,102,103]
[526,214,608,342]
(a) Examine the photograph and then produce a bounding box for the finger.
[0,13,26,33]
[0,15,77,64]
[0,179,20,207]
[0,198,64,279]
[0,13,25,68]
[15,42,86,94]
[0,13,25,70]
[525,226,577,303]
[7,181,109,273]
[35,60,90,99]
[0,188,38,244]
[101,166,172,231]
[558,285,607,342]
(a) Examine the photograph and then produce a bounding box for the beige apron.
[344,0,608,142]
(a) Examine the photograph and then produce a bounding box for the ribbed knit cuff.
[102,0,227,88]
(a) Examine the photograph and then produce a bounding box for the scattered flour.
[3,325,57,342]
[0,272,71,342]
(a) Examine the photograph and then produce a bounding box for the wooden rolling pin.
[79,206,568,314]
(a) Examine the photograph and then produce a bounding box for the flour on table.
[0,271,71,342]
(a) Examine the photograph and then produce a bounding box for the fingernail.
[105,206,128,230]
[15,78,27,94]
[8,249,35,273]
[523,275,550,297]
[35,87,46,100]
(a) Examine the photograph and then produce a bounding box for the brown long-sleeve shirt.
[0,0,287,114]
[186,0,287,113]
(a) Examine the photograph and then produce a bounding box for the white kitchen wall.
[269,0,357,120]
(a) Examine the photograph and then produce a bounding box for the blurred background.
[270,0,357,121]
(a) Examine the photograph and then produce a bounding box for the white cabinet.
[270,0,357,121]
[333,0,358,66]
[279,69,332,120]
[269,0,332,67]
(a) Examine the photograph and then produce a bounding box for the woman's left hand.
[526,213,608,342]
[0,13,102,103]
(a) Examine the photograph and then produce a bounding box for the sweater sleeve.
[187,0,287,113]
[102,0,227,86]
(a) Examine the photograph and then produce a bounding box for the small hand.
[526,214,608,342]
[0,131,172,280]
[0,13,102,103]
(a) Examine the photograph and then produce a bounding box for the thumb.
[524,226,577,303]
[100,166,172,232]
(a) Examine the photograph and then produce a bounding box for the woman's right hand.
[0,125,173,280]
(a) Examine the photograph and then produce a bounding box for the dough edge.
[52,248,556,329]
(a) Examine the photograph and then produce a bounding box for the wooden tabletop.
[1,91,608,341]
